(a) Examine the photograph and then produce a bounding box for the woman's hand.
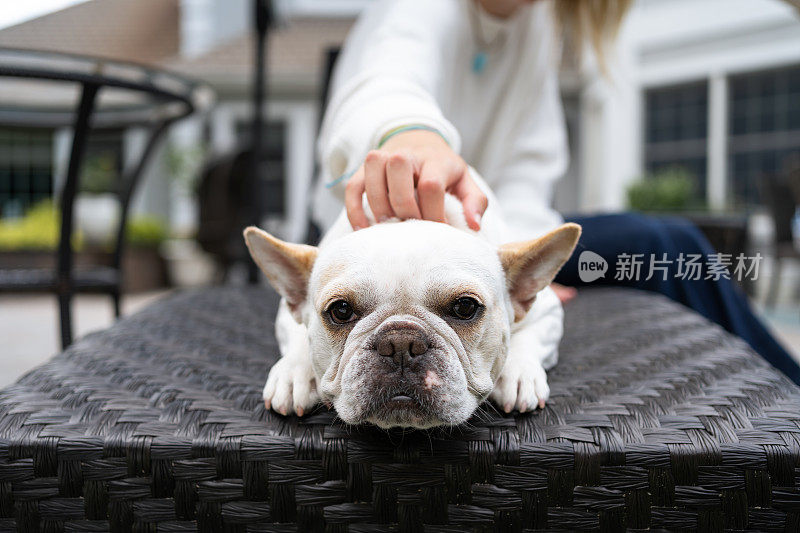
[551,283,577,304]
[344,129,488,231]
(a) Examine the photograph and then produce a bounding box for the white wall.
[180,0,249,58]
[281,0,373,17]
[126,128,170,220]
[633,0,800,86]
[575,16,640,213]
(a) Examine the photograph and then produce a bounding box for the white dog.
[244,180,580,429]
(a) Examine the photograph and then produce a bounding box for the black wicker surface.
[1,287,800,532]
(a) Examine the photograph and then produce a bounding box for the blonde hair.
[553,0,634,73]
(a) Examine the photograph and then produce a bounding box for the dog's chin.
[366,396,443,429]
[338,393,476,430]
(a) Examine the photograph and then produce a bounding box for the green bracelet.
[377,124,448,148]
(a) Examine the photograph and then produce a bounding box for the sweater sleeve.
[316,0,462,198]
[488,13,568,240]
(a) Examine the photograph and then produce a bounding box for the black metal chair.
[196,147,268,281]
[761,162,800,309]
[0,48,212,348]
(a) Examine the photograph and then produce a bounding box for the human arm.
[317,0,487,230]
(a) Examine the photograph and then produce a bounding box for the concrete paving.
[0,291,167,388]
[758,306,800,364]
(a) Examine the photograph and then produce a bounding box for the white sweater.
[312,0,567,241]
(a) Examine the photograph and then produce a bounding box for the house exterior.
[0,0,798,243]
[621,0,800,214]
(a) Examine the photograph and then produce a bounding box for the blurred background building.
[0,0,799,380]
[1,0,798,237]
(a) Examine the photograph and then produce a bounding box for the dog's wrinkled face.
[244,220,580,429]
[308,222,509,428]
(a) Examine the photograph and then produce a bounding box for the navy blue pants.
[555,212,800,385]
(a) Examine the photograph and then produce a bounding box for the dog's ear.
[498,223,581,322]
[244,226,318,322]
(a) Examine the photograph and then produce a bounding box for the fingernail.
[264,400,271,409]
[538,399,546,409]
[473,213,482,229]
[280,406,288,416]
[378,216,389,223]
[296,406,304,416]
[503,402,513,413]
[352,225,363,231]
[519,402,527,412]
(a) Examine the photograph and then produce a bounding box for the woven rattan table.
[1,287,799,532]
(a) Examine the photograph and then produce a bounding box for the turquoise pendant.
[472,51,488,74]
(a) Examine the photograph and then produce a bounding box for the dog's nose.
[375,322,429,365]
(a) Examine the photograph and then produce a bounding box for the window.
[0,128,126,218]
[728,64,800,207]
[0,127,54,217]
[644,81,709,201]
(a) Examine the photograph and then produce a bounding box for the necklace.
[467,0,505,74]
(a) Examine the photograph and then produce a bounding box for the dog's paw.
[263,357,320,416]
[489,359,549,413]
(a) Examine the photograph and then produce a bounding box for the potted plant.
[0,200,169,292]
[0,200,84,270]
[627,167,698,213]
[119,215,169,292]
[626,167,750,291]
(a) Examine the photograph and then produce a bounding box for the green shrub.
[627,168,697,212]
[0,200,166,250]
[125,216,166,247]
[0,200,84,251]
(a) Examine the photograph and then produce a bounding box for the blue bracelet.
[325,168,357,189]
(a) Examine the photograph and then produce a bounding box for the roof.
[0,0,180,64]
[0,0,353,97]
[166,17,355,96]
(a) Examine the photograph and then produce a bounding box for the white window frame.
[282,0,372,17]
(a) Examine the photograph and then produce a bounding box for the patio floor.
[0,291,166,388]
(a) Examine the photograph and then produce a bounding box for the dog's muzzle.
[374,319,430,368]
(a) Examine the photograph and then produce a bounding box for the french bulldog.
[244,179,580,429]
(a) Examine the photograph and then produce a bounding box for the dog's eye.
[450,297,480,320]
[328,300,357,324]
